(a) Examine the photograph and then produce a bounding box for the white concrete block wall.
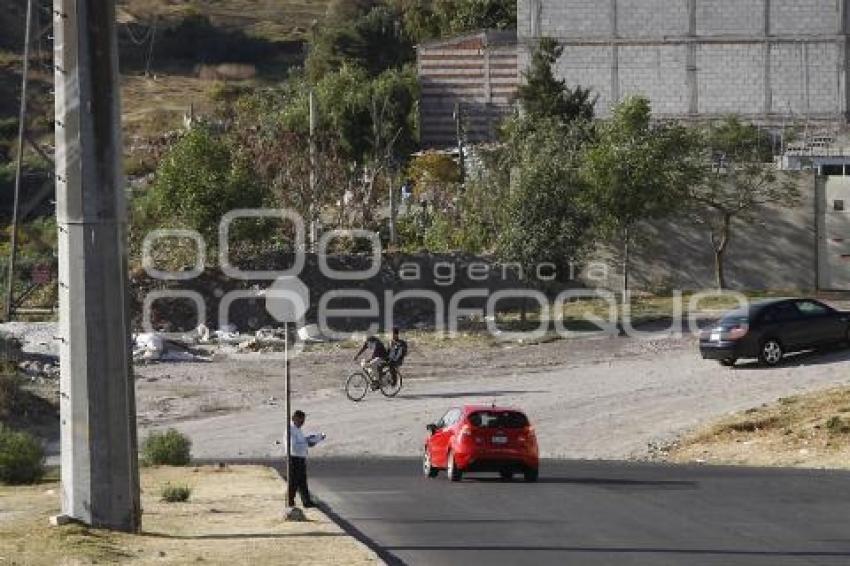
[539,0,612,37]
[518,0,531,38]
[770,43,807,113]
[696,0,765,35]
[618,45,689,114]
[770,0,841,35]
[697,43,765,114]
[517,0,848,120]
[806,43,841,113]
[617,0,689,37]
[556,45,613,110]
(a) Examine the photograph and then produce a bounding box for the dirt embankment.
[667,386,850,469]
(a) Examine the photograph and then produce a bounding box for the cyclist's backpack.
[389,339,408,365]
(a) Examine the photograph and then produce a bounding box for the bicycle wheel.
[345,372,369,402]
[380,369,403,398]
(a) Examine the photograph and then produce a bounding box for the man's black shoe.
[303,502,316,508]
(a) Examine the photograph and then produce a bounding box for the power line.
[122,21,154,46]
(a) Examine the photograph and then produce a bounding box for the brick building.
[519,0,850,123]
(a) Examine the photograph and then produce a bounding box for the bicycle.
[345,360,403,402]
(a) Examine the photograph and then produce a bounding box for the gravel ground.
[6,320,850,463]
[142,334,850,462]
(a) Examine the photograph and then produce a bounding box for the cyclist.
[387,327,408,386]
[353,335,389,389]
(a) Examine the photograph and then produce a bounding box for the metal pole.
[285,323,292,496]
[5,0,34,321]
[454,102,465,185]
[309,90,317,252]
[389,173,397,247]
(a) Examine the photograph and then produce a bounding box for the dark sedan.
[699,298,850,367]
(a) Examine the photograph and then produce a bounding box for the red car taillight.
[728,324,749,340]
[518,426,536,444]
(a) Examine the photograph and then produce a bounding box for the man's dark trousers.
[288,456,313,507]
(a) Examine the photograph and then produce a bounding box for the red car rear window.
[468,411,529,429]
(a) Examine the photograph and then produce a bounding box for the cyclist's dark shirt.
[362,336,388,360]
[389,339,408,364]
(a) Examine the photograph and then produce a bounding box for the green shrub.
[160,483,192,503]
[826,416,850,434]
[0,374,21,421]
[0,426,45,484]
[141,429,192,466]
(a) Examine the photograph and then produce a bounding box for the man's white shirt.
[287,425,325,457]
[287,424,310,458]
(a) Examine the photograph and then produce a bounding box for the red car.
[422,405,539,482]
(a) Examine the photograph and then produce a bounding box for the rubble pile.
[130,252,532,332]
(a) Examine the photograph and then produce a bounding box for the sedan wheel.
[423,449,438,478]
[759,339,784,366]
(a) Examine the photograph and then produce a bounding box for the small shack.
[418,30,518,149]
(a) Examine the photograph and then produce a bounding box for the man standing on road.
[286,410,324,508]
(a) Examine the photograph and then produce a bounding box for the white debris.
[297,324,326,343]
[214,329,241,343]
[196,323,211,343]
[132,332,210,363]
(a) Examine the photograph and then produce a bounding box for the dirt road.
[139,335,850,461]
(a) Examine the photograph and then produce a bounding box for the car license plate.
[710,332,721,342]
[492,436,508,444]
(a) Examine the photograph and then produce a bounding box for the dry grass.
[119,0,332,42]
[121,74,221,140]
[0,465,376,565]
[668,387,850,469]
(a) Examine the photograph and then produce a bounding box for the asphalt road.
[297,458,850,566]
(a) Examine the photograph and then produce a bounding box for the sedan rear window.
[468,411,529,429]
[719,315,748,326]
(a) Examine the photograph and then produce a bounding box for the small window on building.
[822,165,844,176]
[835,200,845,212]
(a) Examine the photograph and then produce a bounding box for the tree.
[142,126,267,242]
[387,0,517,43]
[581,96,700,301]
[307,4,414,81]
[280,65,418,166]
[497,114,594,283]
[517,38,595,124]
[431,0,517,35]
[689,117,801,289]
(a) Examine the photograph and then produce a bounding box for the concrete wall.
[519,0,850,122]
[584,173,819,292]
[817,175,850,289]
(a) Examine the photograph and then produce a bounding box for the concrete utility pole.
[54,0,140,532]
